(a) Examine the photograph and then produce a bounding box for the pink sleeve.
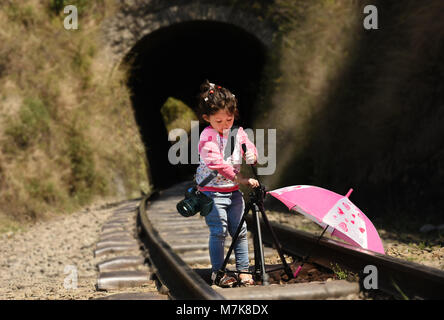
[198,128,237,180]
[238,127,258,164]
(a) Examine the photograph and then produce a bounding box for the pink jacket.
[196,126,258,192]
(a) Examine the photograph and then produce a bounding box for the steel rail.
[137,192,225,300]
[248,215,444,300]
[136,189,444,300]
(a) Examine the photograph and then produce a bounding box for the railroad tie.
[97,256,145,272]
[216,280,360,300]
[97,270,150,290]
[95,200,158,297]
[95,292,168,300]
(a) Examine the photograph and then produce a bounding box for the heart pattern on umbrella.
[323,197,367,248]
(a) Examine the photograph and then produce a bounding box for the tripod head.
[248,183,266,205]
[241,143,267,205]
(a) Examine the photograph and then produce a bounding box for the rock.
[419,224,436,233]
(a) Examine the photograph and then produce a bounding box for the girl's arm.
[238,127,258,164]
[198,130,238,181]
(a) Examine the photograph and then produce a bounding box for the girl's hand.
[235,174,260,188]
[246,178,260,188]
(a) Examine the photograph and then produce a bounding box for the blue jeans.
[202,190,249,273]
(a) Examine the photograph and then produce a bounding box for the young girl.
[195,80,259,287]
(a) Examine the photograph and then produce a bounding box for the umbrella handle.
[293,265,303,277]
[293,225,329,278]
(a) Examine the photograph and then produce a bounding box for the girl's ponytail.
[197,79,239,122]
[199,79,213,93]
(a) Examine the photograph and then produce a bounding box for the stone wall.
[101,0,277,66]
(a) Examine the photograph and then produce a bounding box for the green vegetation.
[65,124,105,205]
[331,263,358,282]
[48,0,91,15]
[4,97,51,150]
[331,263,348,280]
[160,97,198,135]
[0,0,149,232]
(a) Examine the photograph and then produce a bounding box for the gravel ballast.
[0,198,157,300]
[265,210,444,270]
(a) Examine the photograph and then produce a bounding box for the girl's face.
[202,109,234,135]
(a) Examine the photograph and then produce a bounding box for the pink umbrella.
[268,185,385,254]
[268,185,385,277]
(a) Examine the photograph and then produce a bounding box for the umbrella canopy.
[268,185,385,254]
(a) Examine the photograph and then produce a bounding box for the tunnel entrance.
[124,20,267,189]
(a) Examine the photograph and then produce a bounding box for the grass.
[0,1,149,232]
[48,0,91,15]
[4,97,51,150]
[330,263,349,280]
[65,125,102,205]
[160,97,198,135]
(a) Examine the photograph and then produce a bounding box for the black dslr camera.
[176,186,214,217]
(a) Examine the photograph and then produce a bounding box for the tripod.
[214,149,294,285]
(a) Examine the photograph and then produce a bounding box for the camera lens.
[176,197,200,217]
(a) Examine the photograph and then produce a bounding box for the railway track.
[95,181,444,300]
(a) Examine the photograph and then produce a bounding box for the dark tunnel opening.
[124,20,267,190]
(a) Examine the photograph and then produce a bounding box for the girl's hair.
[197,79,239,122]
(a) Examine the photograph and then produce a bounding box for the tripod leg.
[252,203,269,285]
[215,201,251,283]
[251,208,261,277]
[250,205,260,275]
[258,205,294,280]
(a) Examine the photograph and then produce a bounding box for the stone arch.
[100,2,277,189]
[101,2,277,65]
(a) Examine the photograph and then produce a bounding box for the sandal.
[211,272,237,288]
[238,273,254,286]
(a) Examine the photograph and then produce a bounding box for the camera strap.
[197,126,239,188]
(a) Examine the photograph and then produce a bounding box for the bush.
[26,178,59,204]
[160,97,198,134]
[0,0,145,234]
[4,3,37,27]
[5,97,51,149]
[48,0,89,15]
[66,125,96,203]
